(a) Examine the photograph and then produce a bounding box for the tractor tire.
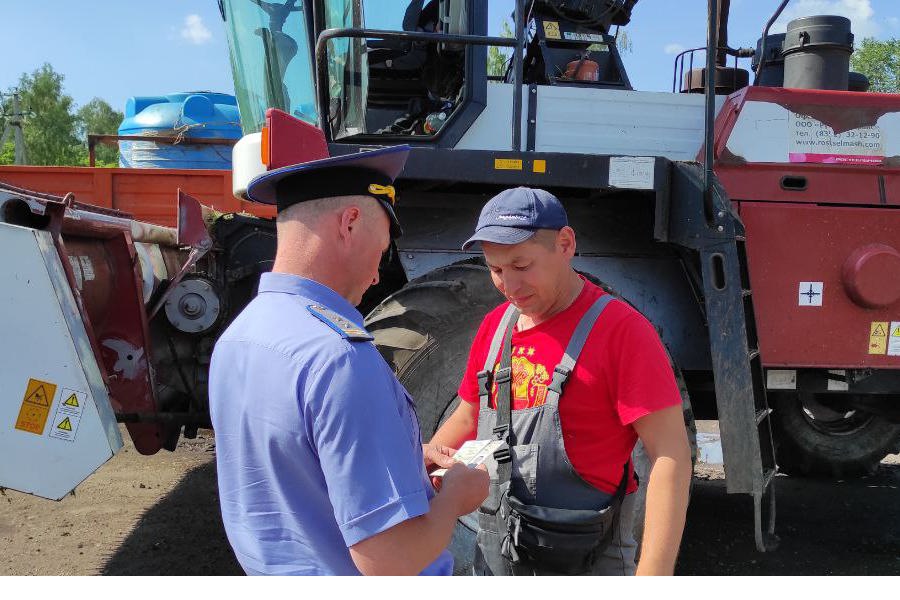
[769,391,900,479]
[365,263,502,574]
[365,263,504,437]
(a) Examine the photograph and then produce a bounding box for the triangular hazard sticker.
[25,385,51,407]
[893,327,900,337]
[63,394,79,408]
[57,417,72,432]
[874,325,887,336]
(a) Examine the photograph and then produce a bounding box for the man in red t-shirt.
[428,187,692,576]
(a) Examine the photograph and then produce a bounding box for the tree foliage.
[15,63,83,166]
[487,21,514,78]
[0,63,122,167]
[77,98,124,167]
[852,37,900,93]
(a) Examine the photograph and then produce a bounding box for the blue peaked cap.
[462,187,568,250]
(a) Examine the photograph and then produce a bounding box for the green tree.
[0,141,14,164]
[77,98,123,167]
[487,21,514,78]
[852,37,900,93]
[11,63,83,166]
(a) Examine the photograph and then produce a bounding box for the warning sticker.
[543,21,561,40]
[14,378,57,435]
[49,388,86,442]
[869,322,888,355]
[494,158,523,170]
[889,322,900,357]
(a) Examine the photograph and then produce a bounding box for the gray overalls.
[473,296,638,576]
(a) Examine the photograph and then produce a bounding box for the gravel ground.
[1,425,898,576]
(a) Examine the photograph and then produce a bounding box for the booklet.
[430,439,503,477]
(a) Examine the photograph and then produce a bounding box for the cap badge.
[368,184,396,205]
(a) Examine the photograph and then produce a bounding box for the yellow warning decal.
[63,393,80,408]
[14,378,57,435]
[494,158,523,171]
[869,321,888,355]
[56,417,73,432]
[533,159,547,174]
[890,321,900,357]
[543,21,561,40]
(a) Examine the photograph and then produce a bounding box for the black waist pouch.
[500,493,622,575]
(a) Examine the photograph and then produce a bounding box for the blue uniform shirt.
[209,272,453,575]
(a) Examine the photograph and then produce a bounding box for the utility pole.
[1,90,28,165]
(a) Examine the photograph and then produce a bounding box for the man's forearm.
[635,454,692,575]
[429,403,476,449]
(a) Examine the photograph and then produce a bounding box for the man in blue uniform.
[209,122,488,575]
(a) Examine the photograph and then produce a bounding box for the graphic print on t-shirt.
[492,346,551,409]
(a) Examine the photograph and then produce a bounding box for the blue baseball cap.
[462,187,568,250]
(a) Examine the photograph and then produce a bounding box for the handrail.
[314,28,519,148]
[87,134,238,167]
[512,0,526,151]
[704,0,719,223]
[755,0,791,85]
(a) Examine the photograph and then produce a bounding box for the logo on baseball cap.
[462,187,568,250]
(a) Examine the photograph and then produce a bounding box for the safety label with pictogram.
[14,378,58,435]
[889,322,900,357]
[543,21,561,39]
[49,388,86,442]
[869,322,888,355]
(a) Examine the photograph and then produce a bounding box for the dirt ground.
[2,425,899,576]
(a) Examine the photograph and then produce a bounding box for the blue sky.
[3,0,898,117]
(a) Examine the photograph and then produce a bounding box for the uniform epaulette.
[307,304,374,341]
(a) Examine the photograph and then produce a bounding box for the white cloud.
[180,14,212,45]
[664,43,686,55]
[772,0,880,39]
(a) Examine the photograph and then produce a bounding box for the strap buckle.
[493,444,512,464]
[547,364,573,394]
[476,369,491,397]
[494,366,512,385]
[492,425,512,463]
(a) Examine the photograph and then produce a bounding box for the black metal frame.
[314,26,519,148]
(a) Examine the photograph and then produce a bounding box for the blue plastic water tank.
[117,92,242,169]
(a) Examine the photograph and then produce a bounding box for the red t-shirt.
[458,278,681,494]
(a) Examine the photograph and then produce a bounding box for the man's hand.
[438,463,489,516]
[423,443,457,472]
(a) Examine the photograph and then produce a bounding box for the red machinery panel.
[742,201,900,369]
[0,166,275,226]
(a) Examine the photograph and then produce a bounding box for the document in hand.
[430,439,503,477]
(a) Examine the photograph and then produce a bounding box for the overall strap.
[546,294,616,407]
[492,309,518,485]
[477,304,520,410]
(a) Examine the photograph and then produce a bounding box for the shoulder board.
[307,304,374,341]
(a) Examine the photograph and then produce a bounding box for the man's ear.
[558,226,577,257]
[338,206,362,242]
